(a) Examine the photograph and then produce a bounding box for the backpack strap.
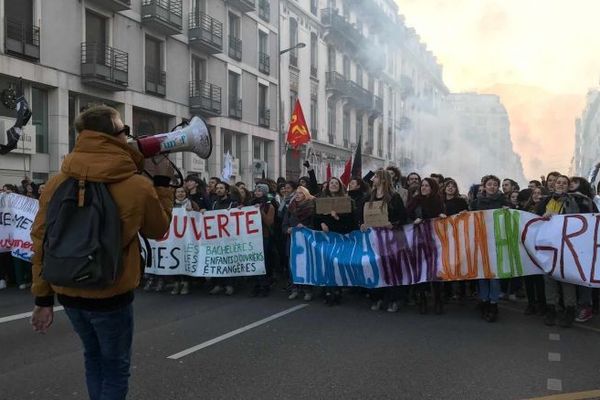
[77,168,89,207]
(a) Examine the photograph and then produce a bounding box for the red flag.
[286,99,311,149]
[326,163,332,181]
[339,158,352,186]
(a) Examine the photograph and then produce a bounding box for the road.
[1,284,599,400]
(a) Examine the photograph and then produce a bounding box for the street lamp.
[280,42,306,55]
[278,41,306,179]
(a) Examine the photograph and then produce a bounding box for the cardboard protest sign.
[363,201,389,227]
[145,207,266,277]
[315,197,352,215]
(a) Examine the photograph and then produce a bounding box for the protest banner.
[0,193,38,261]
[145,206,266,277]
[289,209,600,288]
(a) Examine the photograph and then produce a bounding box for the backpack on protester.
[41,178,123,289]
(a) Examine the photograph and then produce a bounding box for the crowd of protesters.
[137,164,600,328]
[3,167,600,327]
[0,177,44,291]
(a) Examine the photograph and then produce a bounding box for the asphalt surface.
[1,284,599,400]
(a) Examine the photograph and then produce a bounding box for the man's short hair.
[74,105,120,135]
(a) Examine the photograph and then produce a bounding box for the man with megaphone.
[29,105,176,400]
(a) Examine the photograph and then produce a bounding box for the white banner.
[0,193,38,261]
[145,207,266,277]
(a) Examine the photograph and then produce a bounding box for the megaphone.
[135,116,212,160]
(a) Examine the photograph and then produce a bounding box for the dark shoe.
[332,292,342,305]
[544,305,557,326]
[524,304,536,315]
[419,293,428,314]
[324,292,334,306]
[485,303,498,322]
[558,306,575,328]
[480,301,490,319]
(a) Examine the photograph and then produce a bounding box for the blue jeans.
[65,304,134,400]
[479,279,501,303]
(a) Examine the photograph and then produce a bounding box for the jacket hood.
[61,130,145,183]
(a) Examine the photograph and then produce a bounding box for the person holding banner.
[443,179,470,303]
[208,182,239,296]
[361,169,408,313]
[536,175,595,327]
[170,188,200,295]
[249,184,275,297]
[522,186,548,316]
[470,175,512,322]
[348,177,370,226]
[407,178,447,314]
[315,177,358,305]
[283,186,316,301]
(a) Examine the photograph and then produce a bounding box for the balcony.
[190,81,222,117]
[259,52,270,74]
[227,0,255,13]
[229,36,242,61]
[347,80,373,110]
[81,42,128,91]
[259,109,270,128]
[189,12,223,54]
[87,0,131,12]
[325,71,349,95]
[141,0,183,36]
[145,66,166,97]
[5,18,40,61]
[258,0,270,22]
[229,98,242,119]
[320,8,363,51]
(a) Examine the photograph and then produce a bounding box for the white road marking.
[548,352,561,362]
[167,304,309,360]
[547,378,563,391]
[0,306,64,324]
[549,333,560,341]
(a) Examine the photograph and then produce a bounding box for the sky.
[394,0,600,179]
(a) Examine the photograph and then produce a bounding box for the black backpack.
[42,178,122,289]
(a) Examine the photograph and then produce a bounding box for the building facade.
[0,0,279,185]
[571,89,600,178]
[447,93,526,186]
[279,0,448,181]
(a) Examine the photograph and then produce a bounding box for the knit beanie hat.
[255,183,269,196]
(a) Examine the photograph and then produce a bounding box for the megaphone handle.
[142,156,184,189]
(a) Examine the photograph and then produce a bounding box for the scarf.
[288,198,315,223]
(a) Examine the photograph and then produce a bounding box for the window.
[223,132,233,154]
[289,89,298,121]
[327,46,336,72]
[85,10,106,45]
[356,65,363,87]
[258,84,269,127]
[289,18,298,67]
[310,32,318,77]
[253,139,261,160]
[368,119,374,153]
[259,31,269,74]
[356,115,363,141]
[32,87,48,154]
[191,55,206,83]
[328,103,336,144]
[145,36,162,72]
[310,0,318,15]
[229,13,241,61]
[191,0,206,15]
[310,98,318,137]
[343,56,350,79]
[228,71,241,118]
[378,124,383,157]
[343,110,350,148]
